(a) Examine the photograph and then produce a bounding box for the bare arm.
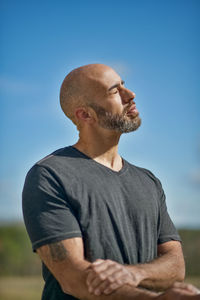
[128,241,185,291]
[86,241,185,295]
[36,237,157,300]
[36,238,199,300]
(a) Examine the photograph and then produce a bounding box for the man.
[22,63,200,299]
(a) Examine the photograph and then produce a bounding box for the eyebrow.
[108,80,125,91]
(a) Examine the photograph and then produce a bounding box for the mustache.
[89,102,134,117]
[123,104,133,114]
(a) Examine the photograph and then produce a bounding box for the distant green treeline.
[0,223,199,277]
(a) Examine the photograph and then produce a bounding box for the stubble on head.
[60,64,110,125]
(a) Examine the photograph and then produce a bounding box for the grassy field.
[0,276,199,300]
[0,276,43,300]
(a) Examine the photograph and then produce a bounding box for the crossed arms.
[36,236,200,299]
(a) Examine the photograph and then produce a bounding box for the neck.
[73,128,123,172]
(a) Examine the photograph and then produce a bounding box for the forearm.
[80,286,158,300]
[61,260,158,300]
[38,249,157,300]
[127,250,185,291]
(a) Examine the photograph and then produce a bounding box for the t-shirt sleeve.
[22,164,82,252]
[157,179,181,244]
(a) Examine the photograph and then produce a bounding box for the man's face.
[87,66,141,133]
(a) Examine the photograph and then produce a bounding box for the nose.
[121,87,136,104]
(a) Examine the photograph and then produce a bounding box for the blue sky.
[1,0,200,227]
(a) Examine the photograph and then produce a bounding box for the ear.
[75,107,95,124]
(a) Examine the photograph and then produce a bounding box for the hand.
[86,259,144,296]
[157,282,200,300]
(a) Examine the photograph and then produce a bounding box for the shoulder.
[36,146,75,167]
[124,160,163,190]
[24,146,80,184]
[125,159,157,179]
[28,146,81,173]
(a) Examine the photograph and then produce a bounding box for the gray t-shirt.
[22,146,181,300]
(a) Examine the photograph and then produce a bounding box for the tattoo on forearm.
[49,242,68,262]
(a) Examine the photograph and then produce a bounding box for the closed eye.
[113,89,118,94]
[108,80,125,93]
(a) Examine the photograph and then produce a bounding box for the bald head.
[60,63,116,124]
[60,63,141,134]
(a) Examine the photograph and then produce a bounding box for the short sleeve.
[22,165,82,252]
[157,179,181,245]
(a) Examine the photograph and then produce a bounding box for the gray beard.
[89,103,141,133]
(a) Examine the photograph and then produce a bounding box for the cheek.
[107,95,123,114]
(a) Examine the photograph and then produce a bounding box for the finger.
[87,261,120,287]
[88,269,122,295]
[99,280,122,296]
[93,263,121,282]
[90,259,114,273]
[93,271,134,295]
[93,280,111,296]
[104,282,121,295]
[110,268,131,281]
[87,261,136,294]
[92,259,104,265]
[108,272,137,289]
[173,282,200,295]
[86,263,113,287]
[87,262,112,286]
[103,266,137,287]
[168,287,200,298]
[88,275,107,293]
[88,264,120,291]
[86,270,96,286]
